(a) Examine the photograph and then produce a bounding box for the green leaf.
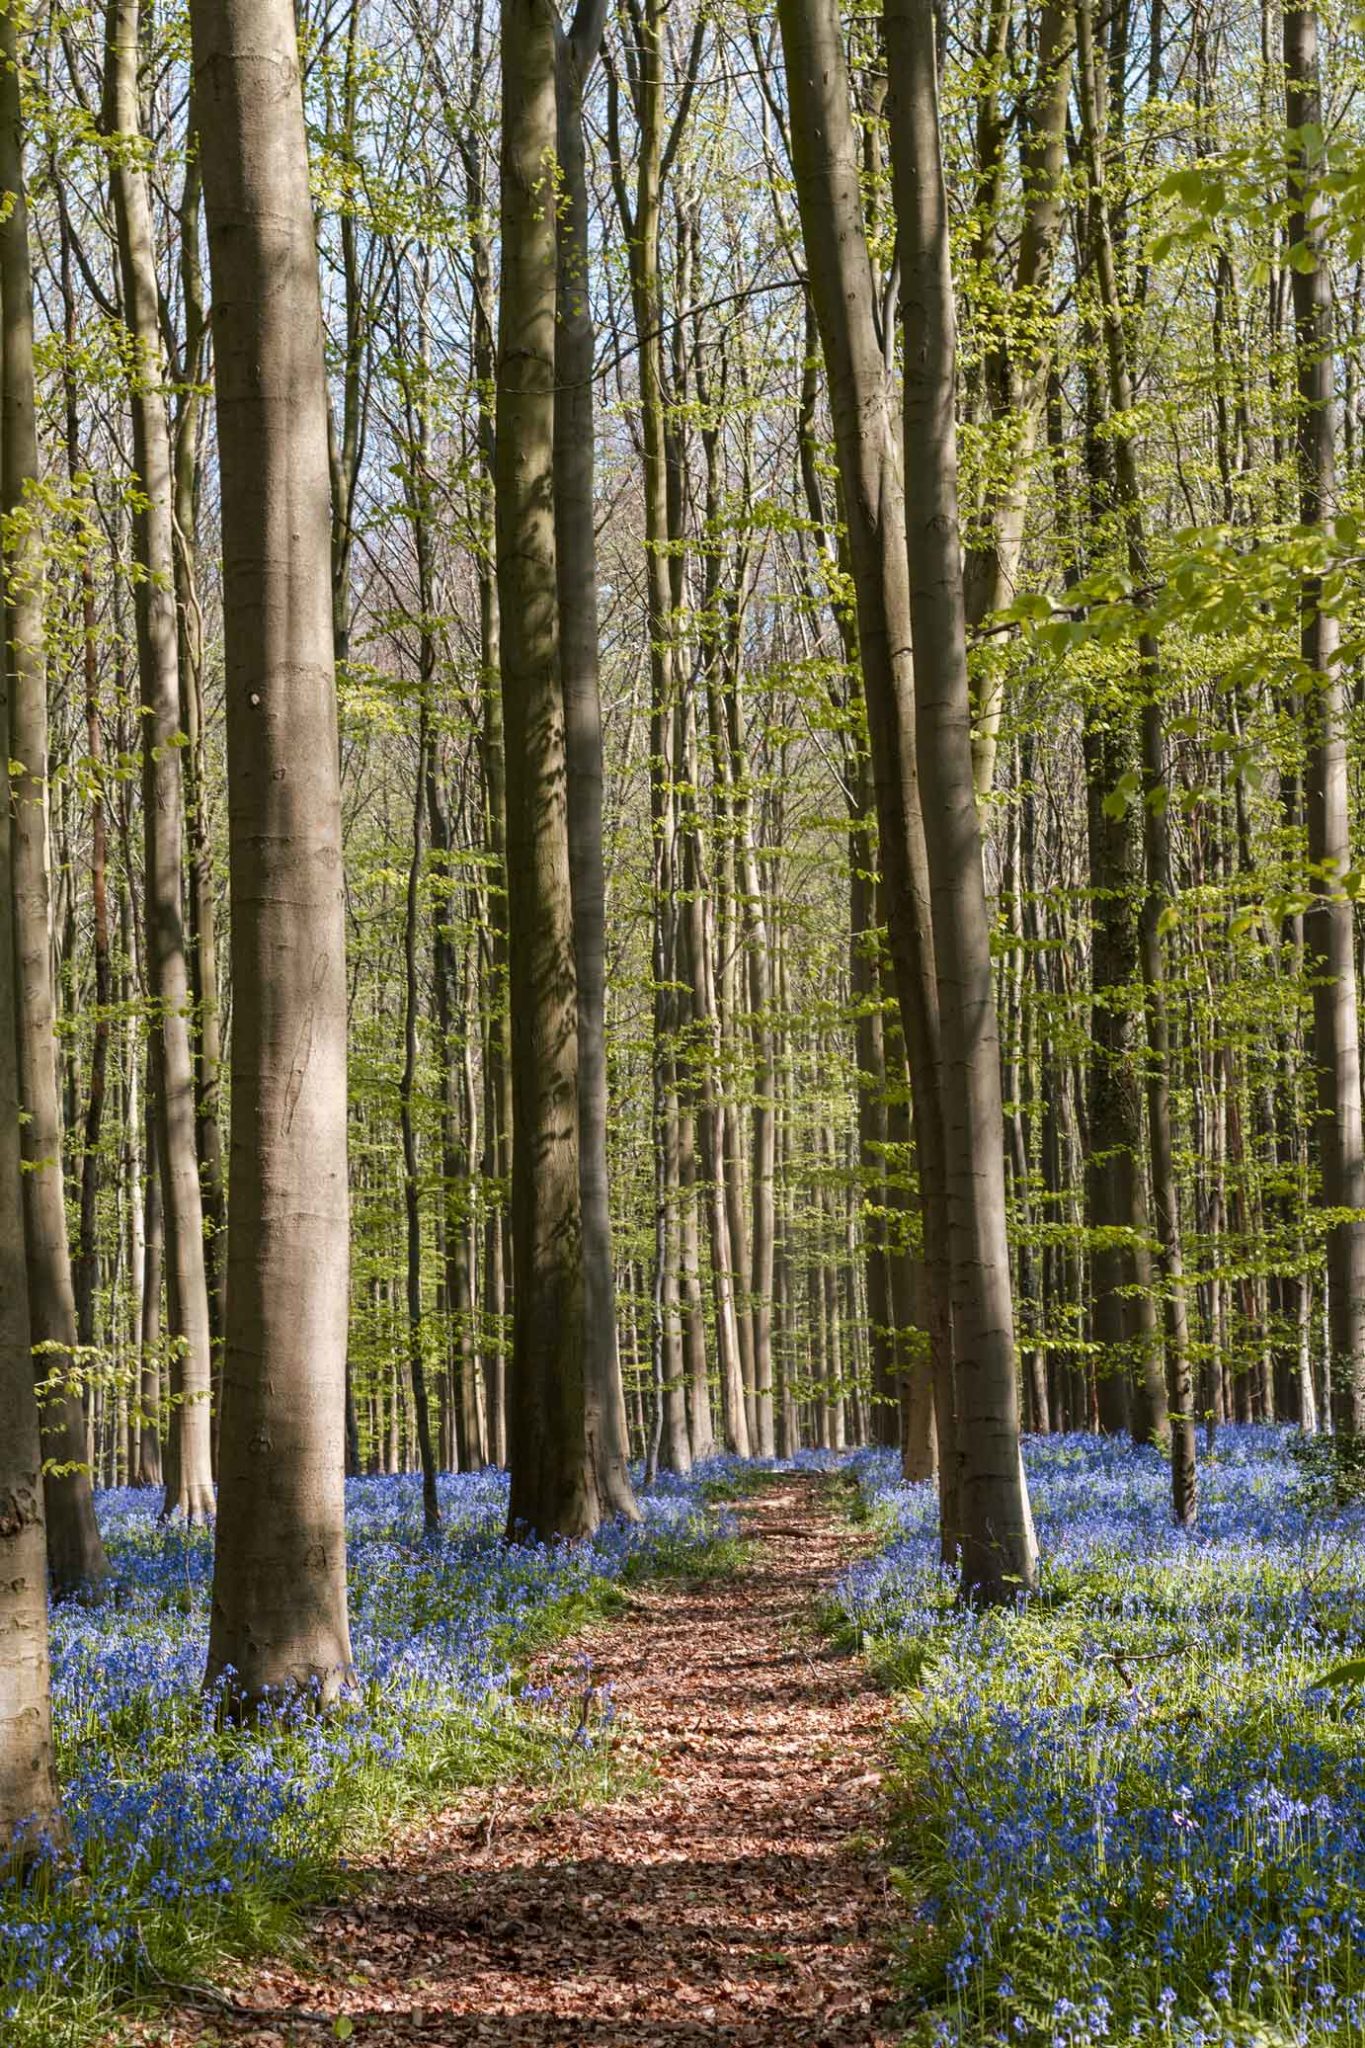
[335,2020,355,2042]
[1102,769,1142,820]
[1311,1657,1365,1690]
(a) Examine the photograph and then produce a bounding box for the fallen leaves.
[117,1477,899,2046]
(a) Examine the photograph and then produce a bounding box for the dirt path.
[144,1475,900,2045]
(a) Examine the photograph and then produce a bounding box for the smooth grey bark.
[777,0,957,1544]
[697,422,752,1457]
[171,113,228,1382]
[400,695,440,1536]
[677,686,719,1461]
[104,0,215,1523]
[119,912,148,1482]
[792,290,920,1463]
[0,390,59,1852]
[884,0,1036,1598]
[1052,363,1167,1443]
[54,205,112,1388]
[194,0,354,1701]
[1284,1,1365,1432]
[396,312,444,1530]
[607,0,722,1463]
[727,685,777,1456]
[0,19,107,1597]
[555,10,639,1516]
[135,1084,164,1490]
[427,693,485,1475]
[497,0,597,1539]
[455,40,511,1470]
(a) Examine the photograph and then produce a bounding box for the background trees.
[4,0,1365,1637]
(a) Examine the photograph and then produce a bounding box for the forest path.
[151,1474,900,2046]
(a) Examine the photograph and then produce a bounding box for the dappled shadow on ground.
[136,1481,899,2047]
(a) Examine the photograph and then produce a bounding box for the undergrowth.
[1,1465,733,2047]
[830,1428,1365,2048]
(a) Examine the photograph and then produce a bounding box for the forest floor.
[120,1473,901,2046]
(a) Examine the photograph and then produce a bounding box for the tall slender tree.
[0,65,59,1823]
[1284,0,1365,1434]
[0,5,107,1596]
[776,0,956,1538]
[195,0,354,1703]
[556,0,639,1516]
[884,0,1037,1598]
[1076,0,1195,1523]
[497,0,596,1539]
[104,0,215,1522]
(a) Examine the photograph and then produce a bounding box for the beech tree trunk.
[776,0,957,1546]
[55,204,112,1384]
[136,1095,164,1491]
[105,0,216,1523]
[1077,0,1194,1522]
[608,0,713,1468]
[497,0,597,1539]
[0,346,60,1848]
[427,700,484,1474]
[0,22,107,1597]
[728,688,776,1455]
[459,70,511,1470]
[172,118,229,1381]
[195,0,354,1702]
[400,695,440,1535]
[678,691,719,1461]
[1055,364,1167,1443]
[698,430,752,1457]
[885,0,1036,1598]
[555,12,639,1516]
[1285,1,1365,1432]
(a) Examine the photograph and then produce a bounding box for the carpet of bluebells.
[832,1428,1365,2048]
[0,1463,724,2040]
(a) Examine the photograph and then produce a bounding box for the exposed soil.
[130,1474,900,2045]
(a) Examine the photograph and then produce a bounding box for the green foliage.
[1289,1428,1365,1512]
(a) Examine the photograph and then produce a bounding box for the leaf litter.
[119,1475,900,2046]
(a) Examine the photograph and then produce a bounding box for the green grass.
[695,1463,781,1502]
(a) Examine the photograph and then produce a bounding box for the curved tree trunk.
[885,0,1036,1598]
[396,309,446,1531]
[776,0,957,1549]
[195,0,354,1704]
